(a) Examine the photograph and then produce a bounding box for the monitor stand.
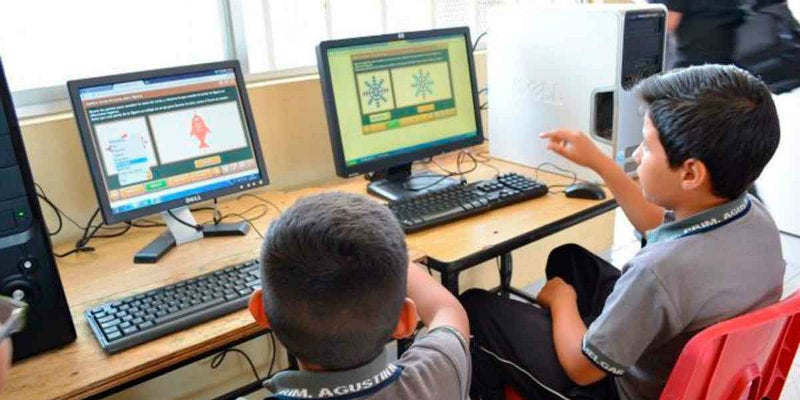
[366,163,459,201]
[133,206,250,264]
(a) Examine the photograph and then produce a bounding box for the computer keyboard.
[388,172,548,233]
[85,259,261,354]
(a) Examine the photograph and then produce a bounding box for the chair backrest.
[660,290,800,400]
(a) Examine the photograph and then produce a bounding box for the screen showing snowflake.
[325,33,478,167]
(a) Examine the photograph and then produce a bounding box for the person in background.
[647,0,783,68]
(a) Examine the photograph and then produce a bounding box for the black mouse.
[564,182,606,200]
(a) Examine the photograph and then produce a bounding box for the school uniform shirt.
[581,194,785,400]
[263,326,471,400]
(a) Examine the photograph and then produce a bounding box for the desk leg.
[441,271,460,295]
[499,253,513,299]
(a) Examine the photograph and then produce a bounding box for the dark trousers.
[460,244,622,400]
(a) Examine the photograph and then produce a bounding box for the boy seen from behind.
[461,65,784,399]
[249,192,471,399]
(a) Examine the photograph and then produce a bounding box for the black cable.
[54,246,95,258]
[166,209,203,232]
[472,151,501,177]
[36,192,63,236]
[200,204,269,225]
[478,87,488,111]
[220,212,264,239]
[473,31,488,51]
[236,193,283,214]
[267,332,277,378]
[404,151,480,192]
[533,162,578,194]
[210,348,261,382]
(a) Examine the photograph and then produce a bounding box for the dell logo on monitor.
[185,195,202,204]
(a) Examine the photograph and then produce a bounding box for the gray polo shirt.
[263,326,471,399]
[581,194,784,400]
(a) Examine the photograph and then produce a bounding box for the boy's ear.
[392,298,419,340]
[679,158,709,192]
[249,288,271,329]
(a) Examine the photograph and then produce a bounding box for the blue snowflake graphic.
[411,69,434,99]
[362,76,389,109]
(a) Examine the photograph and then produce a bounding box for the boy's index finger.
[539,130,561,140]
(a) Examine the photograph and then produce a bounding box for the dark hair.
[635,64,780,199]
[259,192,408,370]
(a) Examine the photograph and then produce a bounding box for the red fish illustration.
[190,114,211,149]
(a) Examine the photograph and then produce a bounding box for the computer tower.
[0,58,76,360]
[487,4,666,182]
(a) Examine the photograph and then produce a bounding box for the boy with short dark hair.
[248,192,471,399]
[461,64,785,400]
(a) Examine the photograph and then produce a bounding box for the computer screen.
[69,61,268,224]
[318,27,483,178]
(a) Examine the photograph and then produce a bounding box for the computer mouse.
[564,182,606,200]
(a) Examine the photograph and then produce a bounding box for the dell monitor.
[317,27,484,201]
[68,60,269,263]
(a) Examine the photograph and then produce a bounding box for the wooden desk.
[4,148,615,400]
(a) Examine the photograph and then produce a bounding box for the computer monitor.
[68,60,269,263]
[317,27,484,201]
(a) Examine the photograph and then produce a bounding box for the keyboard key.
[100,319,121,329]
[106,331,123,341]
[122,326,138,335]
[96,314,115,324]
[154,298,224,325]
[138,321,154,330]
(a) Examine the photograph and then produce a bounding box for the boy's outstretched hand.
[540,130,608,170]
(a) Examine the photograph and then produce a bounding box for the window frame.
[9,0,567,118]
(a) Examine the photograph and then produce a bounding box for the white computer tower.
[487,4,667,182]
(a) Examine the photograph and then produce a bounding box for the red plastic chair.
[505,290,800,400]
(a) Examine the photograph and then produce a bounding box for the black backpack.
[734,1,800,94]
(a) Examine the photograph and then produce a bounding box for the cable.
[219,212,264,239]
[478,87,488,111]
[210,348,261,382]
[472,151,501,177]
[267,332,277,378]
[166,209,203,232]
[209,332,278,383]
[236,193,283,215]
[533,162,578,194]
[404,151,480,192]
[36,192,63,236]
[472,31,488,51]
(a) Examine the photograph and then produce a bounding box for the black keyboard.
[388,173,548,232]
[85,260,261,353]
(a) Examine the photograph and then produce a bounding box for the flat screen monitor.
[317,27,483,200]
[68,61,269,225]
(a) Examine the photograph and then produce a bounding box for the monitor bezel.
[67,60,269,225]
[316,27,484,178]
